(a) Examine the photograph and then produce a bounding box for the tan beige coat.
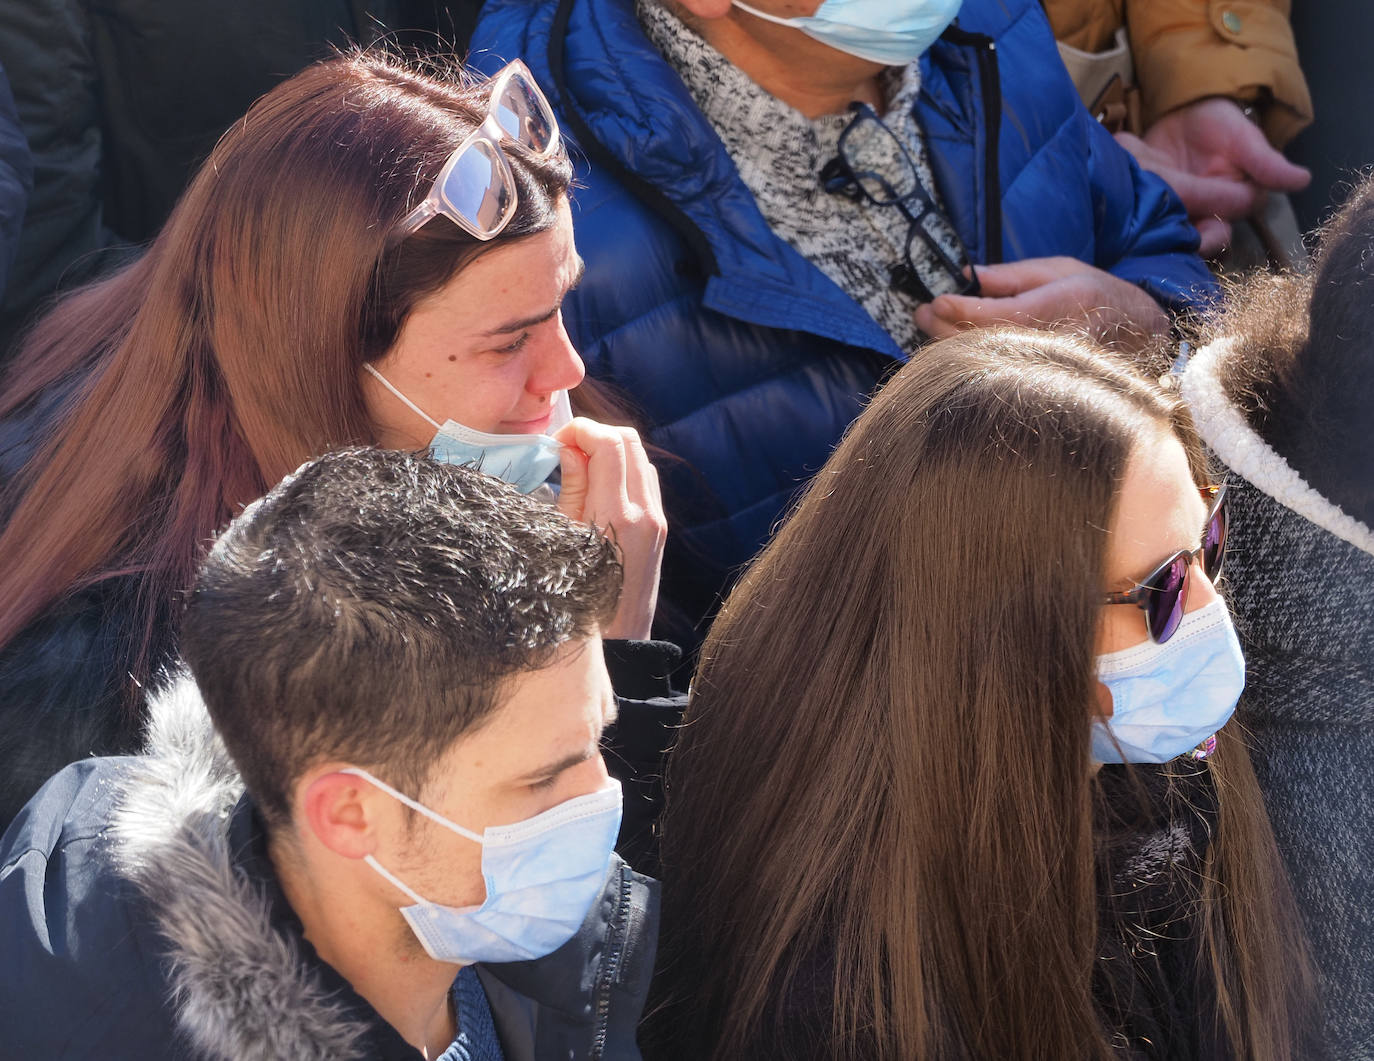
[1045,0,1313,146]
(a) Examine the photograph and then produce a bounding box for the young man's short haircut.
[179,448,622,827]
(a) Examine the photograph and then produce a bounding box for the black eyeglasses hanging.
[821,102,978,304]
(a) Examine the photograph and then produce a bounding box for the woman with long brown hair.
[647,329,1317,1060]
[0,51,666,828]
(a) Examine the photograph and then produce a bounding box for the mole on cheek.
[448,355,457,362]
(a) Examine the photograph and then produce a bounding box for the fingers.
[1121,126,1260,220]
[962,257,1085,297]
[1168,170,1261,222]
[1114,130,1175,173]
[553,417,623,527]
[918,271,1168,353]
[1226,120,1312,194]
[552,417,667,640]
[1140,98,1310,199]
[1192,215,1232,258]
[924,291,1041,330]
[621,426,663,515]
[913,302,964,339]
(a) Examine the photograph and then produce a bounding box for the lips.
[501,410,555,434]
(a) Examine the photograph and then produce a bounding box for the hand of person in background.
[914,257,1169,353]
[1115,97,1311,256]
[555,419,667,641]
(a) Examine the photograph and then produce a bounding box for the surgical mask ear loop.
[733,0,797,27]
[363,363,443,432]
[363,853,431,905]
[340,766,485,843]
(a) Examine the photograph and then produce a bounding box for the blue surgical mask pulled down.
[343,767,623,966]
[1092,599,1245,764]
[732,0,963,67]
[364,363,570,493]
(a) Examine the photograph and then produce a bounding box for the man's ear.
[298,769,385,860]
[672,0,735,21]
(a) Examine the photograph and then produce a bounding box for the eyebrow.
[514,745,596,785]
[1114,518,1207,592]
[479,257,586,337]
[514,690,617,784]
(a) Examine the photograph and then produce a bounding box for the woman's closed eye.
[494,331,531,354]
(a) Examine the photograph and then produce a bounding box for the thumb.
[965,258,1074,297]
[554,427,590,522]
[1229,124,1311,193]
[1193,215,1233,258]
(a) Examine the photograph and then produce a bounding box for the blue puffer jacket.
[471,0,1216,638]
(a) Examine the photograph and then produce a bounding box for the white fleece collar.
[1181,339,1374,559]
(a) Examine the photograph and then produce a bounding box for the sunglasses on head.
[396,59,561,241]
[1102,484,1229,645]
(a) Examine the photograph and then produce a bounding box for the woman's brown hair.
[0,51,572,688]
[650,328,1313,1059]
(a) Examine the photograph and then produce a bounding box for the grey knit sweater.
[635,0,966,355]
[1183,340,1374,1060]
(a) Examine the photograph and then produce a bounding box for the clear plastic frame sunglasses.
[396,59,561,241]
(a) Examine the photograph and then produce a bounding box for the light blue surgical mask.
[732,0,963,67]
[364,364,570,493]
[344,767,623,966]
[1092,599,1245,764]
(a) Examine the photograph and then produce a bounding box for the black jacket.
[0,0,488,358]
[759,763,1229,1061]
[0,671,659,1060]
[1092,760,1226,1060]
[0,58,29,302]
[0,384,165,829]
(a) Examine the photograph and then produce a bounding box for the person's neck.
[692,13,885,118]
[270,837,460,1058]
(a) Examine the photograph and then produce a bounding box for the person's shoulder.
[0,573,149,828]
[945,0,1051,38]
[0,758,185,1057]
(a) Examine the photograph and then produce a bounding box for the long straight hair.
[651,329,1313,1059]
[0,52,573,688]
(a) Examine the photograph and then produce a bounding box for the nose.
[528,314,585,397]
[1183,556,1221,614]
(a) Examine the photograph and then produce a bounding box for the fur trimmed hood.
[1181,339,1374,559]
[1180,338,1374,723]
[0,673,658,1061]
[109,673,372,1060]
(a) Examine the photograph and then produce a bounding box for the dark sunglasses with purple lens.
[1102,484,1229,645]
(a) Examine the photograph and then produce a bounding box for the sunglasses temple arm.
[397,199,440,238]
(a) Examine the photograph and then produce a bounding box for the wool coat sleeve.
[1044,0,1312,146]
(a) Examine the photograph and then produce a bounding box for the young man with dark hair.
[0,448,673,1060]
